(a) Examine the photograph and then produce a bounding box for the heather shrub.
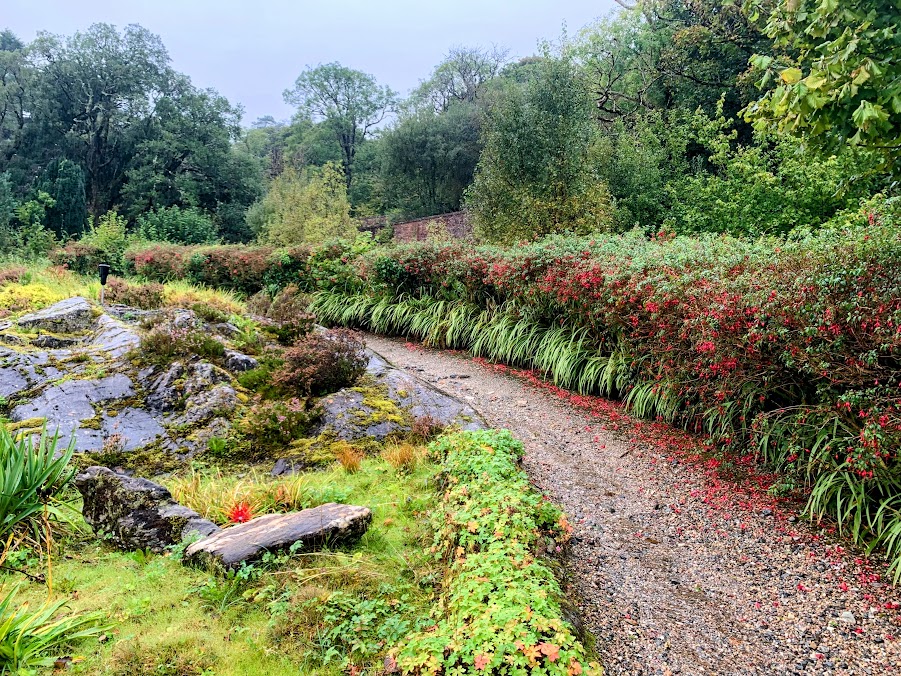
[261,285,315,344]
[272,329,367,396]
[0,266,25,286]
[105,277,165,309]
[236,398,322,456]
[138,321,225,365]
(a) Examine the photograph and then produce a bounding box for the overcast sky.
[4,0,620,124]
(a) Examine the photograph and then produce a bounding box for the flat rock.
[10,374,163,452]
[91,314,140,357]
[76,466,220,552]
[17,296,93,333]
[31,335,81,349]
[315,350,485,442]
[185,503,372,569]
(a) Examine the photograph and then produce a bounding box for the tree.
[120,76,260,220]
[465,56,614,243]
[380,102,481,217]
[574,1,770,125]
[744,0,901,167]
[257,163,357,245]
[37,158,86,238]
[410,45,508,113]
[283,63,396,191]
[29,24,172,216]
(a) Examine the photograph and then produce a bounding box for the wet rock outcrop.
[75,466,219,552]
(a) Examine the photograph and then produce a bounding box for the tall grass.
[0,428,77,554]
[0,585,106,673]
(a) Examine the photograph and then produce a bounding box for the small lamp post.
[98,263,111,305]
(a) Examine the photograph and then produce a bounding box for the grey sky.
[5,0,619,125]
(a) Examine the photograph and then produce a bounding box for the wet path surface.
[366,334,901,676]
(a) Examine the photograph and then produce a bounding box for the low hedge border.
[393,429,600,675]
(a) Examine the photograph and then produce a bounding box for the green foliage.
[36,158,87,239]
[665,107,880,236]
[396,430,598,675]
[11,191,57,258]
[591,112,691,231]
[80,211,129,273]
[283,62,397,190]
[0,427,76,552]
[745,0,901,168]
[257,164,357,246]
[0,24,261,233]
[380,102,481,218]
[466,55,614,243]
[136,206,219,245]
[0,585,106,673]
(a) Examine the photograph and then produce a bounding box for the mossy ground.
[1,260,446,674]
[9,454,440,675]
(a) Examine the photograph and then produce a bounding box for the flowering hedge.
[311,206,901,575]
[393,430,599,675]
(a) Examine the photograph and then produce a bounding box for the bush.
[236,398,322,456]
[0,427,76,552]
[49,241,105,276]
[127,243,190,281]
[272,329,367,396]
[80,211,129,273]
[105,277,165,309]
[136,206,219,245]
[183,246,273,295]
[311,208,901,576]
[137,320,225,365]
[258,285,315,344]
[394,430,598,675]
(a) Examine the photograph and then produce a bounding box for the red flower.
[227,501,254,524]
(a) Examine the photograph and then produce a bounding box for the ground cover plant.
[393,429,600,675]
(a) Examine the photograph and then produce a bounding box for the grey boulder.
[185,503,371,569]
[224,349,258,373]
[17,296,94,333]
[75,466,219,552]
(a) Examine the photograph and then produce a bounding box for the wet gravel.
[366,334,901,676]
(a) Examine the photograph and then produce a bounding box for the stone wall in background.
[358,212,472,242]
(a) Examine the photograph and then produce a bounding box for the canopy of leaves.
[257,163,357,246]
[744,0,901,169]
[466,56,614,243]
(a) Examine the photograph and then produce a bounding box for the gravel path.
[366,334,901,676]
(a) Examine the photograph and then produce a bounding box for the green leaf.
[780,67,803,85]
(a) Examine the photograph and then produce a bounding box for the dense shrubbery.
[272,329,368,396]
[105,277,165,309]
[394,430,598,674]
[309,198,901,575]
[135,206,219,245]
